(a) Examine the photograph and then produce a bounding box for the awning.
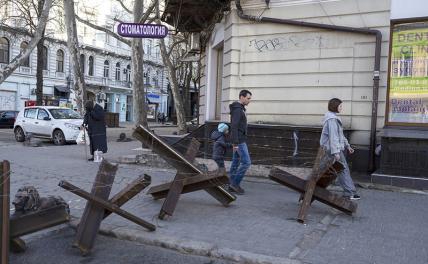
[54,85,70,93]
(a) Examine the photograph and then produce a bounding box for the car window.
[24,109,37,119]
[4,112,17,118]
[48,109,81,119]
[37,109,49,120]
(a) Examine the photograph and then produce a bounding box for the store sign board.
[117,23,168,38]
[388,20,428,124]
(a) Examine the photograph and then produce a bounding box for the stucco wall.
[201,0,392,147]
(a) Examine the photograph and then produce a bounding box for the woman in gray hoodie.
[320,98,360,200]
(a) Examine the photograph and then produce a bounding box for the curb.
[69,219,301,264]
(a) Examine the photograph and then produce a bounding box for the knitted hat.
[217,123,229,133]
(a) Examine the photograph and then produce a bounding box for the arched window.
[79,54,85,75]
[42,46,48,70]
[88,56,94,76]
[115,62,121,81]
[0,37,9,64]
[20,41,30,67]
[103,60,110,78]
[125,64,131,82]
[56,49,64,72]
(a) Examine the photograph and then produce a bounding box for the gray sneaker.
[229,184,244,195]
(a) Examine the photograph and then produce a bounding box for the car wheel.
[53,130,66,145]
[14,127,25,142]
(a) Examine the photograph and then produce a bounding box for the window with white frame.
[56,49,64,72]
[104,60,110,78]
[20,41,30,67]
[115,62,121,81]
[0,37,9,63]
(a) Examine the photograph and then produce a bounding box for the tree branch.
[0,0,53,84]
[75,14,131,46]
[115,0,133,14]
[139,0,157,23]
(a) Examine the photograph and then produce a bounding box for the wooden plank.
[9,205,70,238]
[269,167,357,215]
[103,174,151,219]
[0,161,10,264]
[72,160,118,256]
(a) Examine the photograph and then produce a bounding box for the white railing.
[110,80,131,88]
[55,72,65,78]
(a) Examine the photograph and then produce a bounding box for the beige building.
[199,0,392,150]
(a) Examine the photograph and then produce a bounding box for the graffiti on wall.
[248,35,324,52]
[0,94,16,110]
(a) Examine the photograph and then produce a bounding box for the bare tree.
[73,0,159,127]
[63,0,86,113]
[0,0,53,84]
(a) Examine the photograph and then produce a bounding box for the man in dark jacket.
[211,123,232,170]
[83,100,107,161]
[229,89,252,195]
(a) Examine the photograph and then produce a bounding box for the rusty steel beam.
[9,205,70,238]
[149,173,230,200]
[103,174,151,219]
[70,160,118,256]
[269,167,357,216]
[1,160,10,264]
[59,180,156,231]
[158,138,201,219]
[133,125,235,206]
[298,149,338,223]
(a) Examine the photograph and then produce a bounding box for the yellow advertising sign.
[388,21,428,124]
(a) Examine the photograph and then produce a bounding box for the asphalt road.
[10,227,233,264]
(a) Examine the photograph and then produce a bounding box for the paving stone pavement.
[1,136,428,264]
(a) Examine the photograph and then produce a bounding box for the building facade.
[0,0,170,122]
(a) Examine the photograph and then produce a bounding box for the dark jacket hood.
[229,101,244,111]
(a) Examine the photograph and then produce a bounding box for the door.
[22,108,38,133]
[126,95,133,121]
[214,47,223,120]
[34,108,52,136]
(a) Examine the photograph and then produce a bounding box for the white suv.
[14,106,83,145]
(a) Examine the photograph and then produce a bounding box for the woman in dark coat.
[83,101,107,161]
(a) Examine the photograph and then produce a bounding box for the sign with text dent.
[117,23,168,38]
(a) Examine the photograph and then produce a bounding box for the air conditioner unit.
[98,93,106,100]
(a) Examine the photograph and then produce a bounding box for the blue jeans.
[229,143,251,186]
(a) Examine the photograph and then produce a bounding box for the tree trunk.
[36,0,45,106]
[159,38,187,134]
[0,0,53,85]
[63,0,86,114]
[183,62,193,118]
[132,0,147,127]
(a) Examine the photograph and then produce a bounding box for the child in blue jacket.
[211,123,232,169]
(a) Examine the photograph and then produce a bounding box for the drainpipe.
[235,0,381,172]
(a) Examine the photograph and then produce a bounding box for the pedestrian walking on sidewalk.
[229,90,252,195]
[320,98,360,200]
[211,123,232,174]
[82,100,108,161]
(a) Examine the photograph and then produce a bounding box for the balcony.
[55,72,65,78]
[110,80,131,88]
[85,76,105,85]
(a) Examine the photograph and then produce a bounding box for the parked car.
[0,110,19,128]
[14,106,83,145]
